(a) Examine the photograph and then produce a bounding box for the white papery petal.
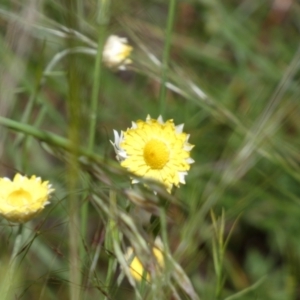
[113,129,120,145]
[175,124,184,134]
[184,144,194,151]
[178,172,187,184]
[118,150,128,159]
[186,157,195,164]
[157,115,164,124]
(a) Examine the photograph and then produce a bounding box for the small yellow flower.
[0,173,54,223]
[125,246,164,281]
[103,35,133,70]
[111,115,194,193]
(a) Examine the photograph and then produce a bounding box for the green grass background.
[0,0,300,299]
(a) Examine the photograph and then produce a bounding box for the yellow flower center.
[143,139,169,169]
[7,189,32,206]
[118,46,132,60]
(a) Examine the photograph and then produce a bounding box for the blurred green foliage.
[0,0,300,299]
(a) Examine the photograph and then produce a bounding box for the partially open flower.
[111,115,194,193]
[125,244,164,282]
[103,35,133,70]
[0,173,54,223]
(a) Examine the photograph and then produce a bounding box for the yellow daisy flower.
[0,173,54,223]
[103,35,133,70]
[111,115,194,193]
[125,245,164,282]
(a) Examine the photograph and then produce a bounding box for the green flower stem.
[2,224,24,300]
[81,1,110,292]
[22,102,48,172]
[103,190,118,300]
[159,207,170,290]
[80,25,106,292]
[9,224,23,263]
[66,31,82,299]
[0,116,104,161]
[224,276,266,300]
[210,210,226,299]
[21,99,47,172]
[87,1,110,151]
[87,28,106,151]
[159,207,170,257]
[14,76,43,171]
[139,269,148,296]
[159,0,177,115]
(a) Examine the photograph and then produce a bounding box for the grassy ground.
[0,0,300,299]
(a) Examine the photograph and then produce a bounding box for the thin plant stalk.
[138,269,148,297]
[211,209,225,299]
[159,0,177,115]
[2,224,24,300]
[61,3,85,295]
[80,27,106,283]
[211,209,240,299]
[103,190,118,300]
[159,207,170,254]
[67,81,81,300]
[80,0,109,292]
[87,30,106,151]
[14,44,46,171]
[0,116,101,160]
[20,94,46,172]
[224,276,266,300]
